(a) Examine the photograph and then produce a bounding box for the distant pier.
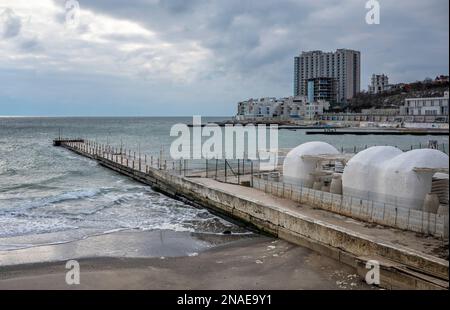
[187,121,342,130]
[306,129,449,136]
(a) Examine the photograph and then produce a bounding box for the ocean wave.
[138,223,195,233]
[1,188,110,213]
[0,167,17,177]
[0,182,60,193]
[0,216,79,238]
[33,188,102,204]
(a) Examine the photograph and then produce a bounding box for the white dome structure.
[379,149,449,210]
[342,146,403,201]
[282,141,339,186]
[342,147,449,211]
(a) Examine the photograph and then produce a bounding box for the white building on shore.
[400,91,449,116]
[236,96,329,121]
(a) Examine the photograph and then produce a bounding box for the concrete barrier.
[253,178,449,239]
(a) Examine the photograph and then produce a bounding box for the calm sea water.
[0,117,448,252]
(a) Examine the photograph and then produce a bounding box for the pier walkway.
[53,138,448,289]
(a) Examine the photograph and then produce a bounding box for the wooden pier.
[53,138,449,290]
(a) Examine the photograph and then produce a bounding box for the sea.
[0,117,448,260]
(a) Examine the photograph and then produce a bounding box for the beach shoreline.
[0,232,372,290]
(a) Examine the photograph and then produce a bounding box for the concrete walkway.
[193,177,447,260]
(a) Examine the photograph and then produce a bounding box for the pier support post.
[251,161,254,187]
[225,160,227,183]
[238,160,240,184]
[215,159,218,179]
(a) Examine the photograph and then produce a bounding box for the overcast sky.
[0,0,448,116]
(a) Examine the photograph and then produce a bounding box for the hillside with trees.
[347,78,449,112]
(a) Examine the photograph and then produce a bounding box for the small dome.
[379,149,449,210]
[283,142,339,185]
[342,146,402,200]
[382,149,449,172]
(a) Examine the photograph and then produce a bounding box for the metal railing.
[252,176,448,239]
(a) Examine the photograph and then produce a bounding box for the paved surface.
[194,177,448,260]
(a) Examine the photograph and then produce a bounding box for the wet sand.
[0,231,372,290]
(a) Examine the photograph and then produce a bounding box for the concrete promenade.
[54,139,449,289]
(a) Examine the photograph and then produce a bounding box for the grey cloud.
[18,38,41,51]
[69,0,447,93]
[0,8,22,39]
[158,0,200,13]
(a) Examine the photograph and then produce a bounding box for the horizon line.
[0,115,233,118]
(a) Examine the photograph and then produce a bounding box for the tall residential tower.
[294,49,361,103]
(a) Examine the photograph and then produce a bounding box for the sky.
[0,0,448,116]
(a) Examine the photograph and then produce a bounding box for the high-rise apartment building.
[306,77,337,104]
[294,49,361,103]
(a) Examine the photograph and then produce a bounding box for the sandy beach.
[0,231,372,290]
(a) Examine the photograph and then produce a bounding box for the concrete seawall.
[56,140,449,290]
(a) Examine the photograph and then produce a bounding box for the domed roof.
[283,142,339,184]
[383,149,449,172]
[342,146,403,200]
[379,149,449,210]
[345,146,402,167]
[285,141,339,159]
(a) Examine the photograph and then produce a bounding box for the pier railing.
[58,138,448,185]
[56,139,264,185]
[332,143,448,155]
[252,175,448,239]
[166,158,259,185]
